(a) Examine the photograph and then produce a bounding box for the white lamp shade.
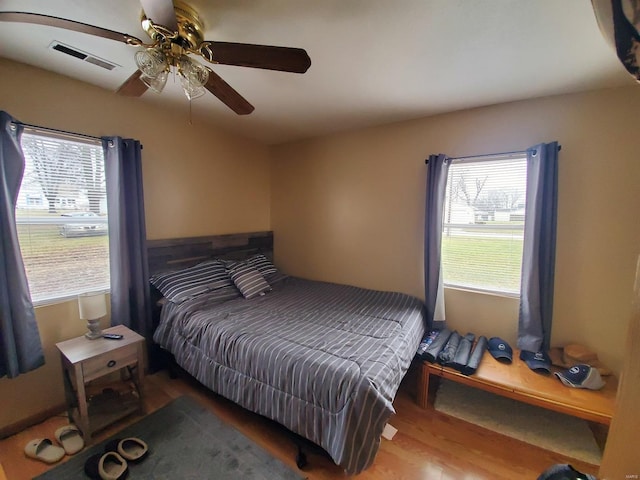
[78,293,107,320]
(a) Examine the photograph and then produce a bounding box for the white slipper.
[55,424,85,455]
[24,438,65,464]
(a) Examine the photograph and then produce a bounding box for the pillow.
[201,285,242,304]
[220,258,240,270]
[246,254,278,276]
[229,263,272,299]
[150,260,231,303]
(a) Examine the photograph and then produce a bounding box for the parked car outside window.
[60,212,108,237]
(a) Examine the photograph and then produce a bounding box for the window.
[15,129,110,305]
[441,155,527,296]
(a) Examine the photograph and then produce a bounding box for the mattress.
[153,275,426,473]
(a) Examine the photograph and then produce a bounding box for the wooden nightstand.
[56,325,145,440]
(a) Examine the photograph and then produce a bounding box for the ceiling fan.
[0,0,312,115]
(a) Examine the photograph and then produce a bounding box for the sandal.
[84,451,128,480]
[54,424,85,455]
[24,438,65,464]
[104,437,148,463]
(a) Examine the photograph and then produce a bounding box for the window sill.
[33,288,110,308]
[444,285,519,300]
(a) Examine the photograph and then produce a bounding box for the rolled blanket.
[451,333,475,372]
[462,336,488,376]
[438,331,461,366]
[422,328,452,363]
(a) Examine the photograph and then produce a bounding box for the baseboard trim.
[0,403,67,439]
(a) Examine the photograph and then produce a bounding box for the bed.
[148,231,427,474]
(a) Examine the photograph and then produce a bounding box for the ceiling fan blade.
[117,70,148,97]
[205,69,254,115]
[0,11,143,45]
[139,0,178,31]
[201,42,311,74]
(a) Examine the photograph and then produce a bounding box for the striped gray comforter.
[153,276,426,473]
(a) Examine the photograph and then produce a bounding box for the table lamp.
[78,292,107,340]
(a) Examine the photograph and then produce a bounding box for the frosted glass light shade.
[140,70,168,94]
[78,292,107,320]
[135,48,167,77]
[178,55,209,99]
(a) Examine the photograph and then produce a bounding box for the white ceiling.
[0,0,634,145]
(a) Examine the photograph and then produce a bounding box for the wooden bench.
[417,349,617,425]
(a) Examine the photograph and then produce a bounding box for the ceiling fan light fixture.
[180,80,206,100]
[135,48,167,77]
[140,69,168,94]
[177,55,209,100]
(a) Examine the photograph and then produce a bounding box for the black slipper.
[84,451,128,480]
[104,437,148,463]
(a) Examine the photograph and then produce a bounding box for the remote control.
[102,333,123,340]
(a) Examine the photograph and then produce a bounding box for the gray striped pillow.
[183,285,241,305]
[150,260,232,303]
[229,263,272,299]
[247,254,278,275]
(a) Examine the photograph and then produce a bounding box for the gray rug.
[434,379,602,465]
[35,395,306,479]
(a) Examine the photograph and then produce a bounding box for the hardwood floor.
[0,366,599,480]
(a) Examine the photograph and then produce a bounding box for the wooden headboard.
[146,231,273,372]
[146,230,273,276]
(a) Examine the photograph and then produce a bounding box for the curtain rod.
[424,145,561,164]
[11,121,102,142]
[10,121,143,149]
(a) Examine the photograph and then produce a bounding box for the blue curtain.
[0,111,44,378]
[424,154,450,329]
[102,137,152,340]
[518,142,559,351]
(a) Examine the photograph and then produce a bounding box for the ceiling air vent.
[49,41,119,71]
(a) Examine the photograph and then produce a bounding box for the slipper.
[104,437,148,463]
[55,424,85,455]
[84,452,128,480]
[24,438,65,464]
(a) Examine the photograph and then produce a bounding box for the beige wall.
[271,86,640,375]
[2,56,639,431]
[599,257,640,478]
[0,59,270,429]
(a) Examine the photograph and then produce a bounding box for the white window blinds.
[441,156,527,295]
[15,129,110,304]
